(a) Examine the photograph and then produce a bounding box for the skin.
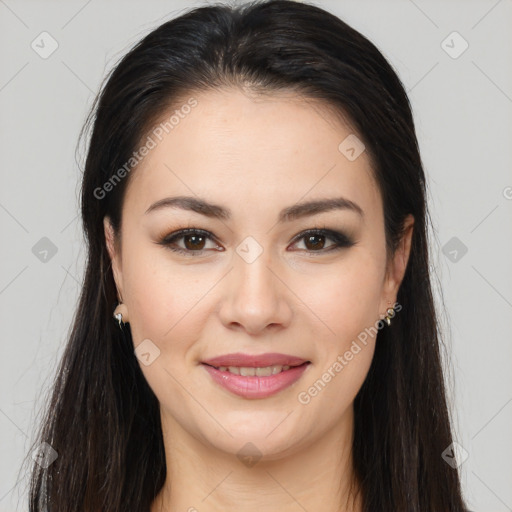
[104,87,413,512]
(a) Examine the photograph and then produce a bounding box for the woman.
[27,1,469,510]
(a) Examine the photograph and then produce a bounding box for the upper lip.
[202,352,309,368]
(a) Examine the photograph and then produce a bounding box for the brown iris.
[303,234,326,251]
[183,234,207,250]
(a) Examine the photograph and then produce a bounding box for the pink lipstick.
[201,352,311,399]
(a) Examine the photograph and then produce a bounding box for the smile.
[201,361,311,399]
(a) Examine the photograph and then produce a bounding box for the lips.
[201,359,310,399]
[202,352,308,368]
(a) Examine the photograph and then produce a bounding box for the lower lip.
[202,362,310,399]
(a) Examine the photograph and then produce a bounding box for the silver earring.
[113,302,128,330]
[114,312,123,328]
[384,306,395,326]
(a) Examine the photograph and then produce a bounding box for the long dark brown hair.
[24,1,467,510]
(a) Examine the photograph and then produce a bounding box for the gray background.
[1,0,511,510]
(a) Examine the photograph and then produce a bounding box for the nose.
[217,247,293,336]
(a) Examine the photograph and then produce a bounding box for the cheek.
[296,255,383,414]
[121,242,207,345]
[303,252,385,348]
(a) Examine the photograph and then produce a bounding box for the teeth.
[216,365,292,376]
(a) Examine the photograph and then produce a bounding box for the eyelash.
[156,227,355,257]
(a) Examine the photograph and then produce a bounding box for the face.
[105,87,412,461]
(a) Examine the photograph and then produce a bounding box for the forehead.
[124,87,381,221]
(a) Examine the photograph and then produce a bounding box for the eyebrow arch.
[144,195,364,221]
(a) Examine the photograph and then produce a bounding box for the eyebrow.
[145,195,364,222]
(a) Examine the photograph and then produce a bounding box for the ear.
[104,216,124,301]
[380,214,414,309]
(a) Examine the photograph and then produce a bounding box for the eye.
[157,228,222,256]
[289,228,355,254]
[157,227,354,257]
